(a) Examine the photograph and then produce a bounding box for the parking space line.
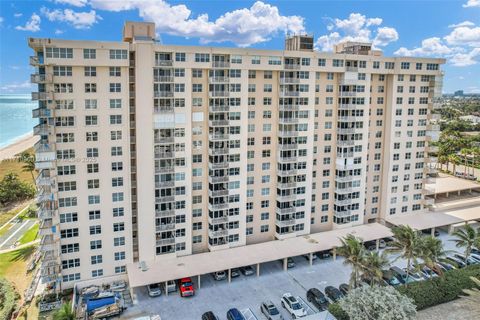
[241,308,258,320]
[296,296,316,316]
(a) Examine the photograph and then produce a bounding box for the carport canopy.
[426,173,480,195]
[386,212,464,231]
[441,205,480,223]
[127,223,392,288]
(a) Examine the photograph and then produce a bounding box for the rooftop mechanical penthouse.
[29,21,444,290]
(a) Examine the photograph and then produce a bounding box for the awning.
[385,212,463,230]
[442,205,480,223]
[127,223,392,288]
[426,173,480,195]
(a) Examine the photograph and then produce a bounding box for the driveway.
[0,218,36,250]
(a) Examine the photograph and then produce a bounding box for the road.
[0,218,37,250]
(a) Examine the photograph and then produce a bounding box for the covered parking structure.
[426,173,480,199]
[385,212,464,235]
[126,223,392,291]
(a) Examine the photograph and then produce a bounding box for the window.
[90,240,102,249]
[89,225,101,235]
[194,53,210,62]
[110,115,122,124]
[109,66,121,77]
[114,237,125,246]
[85,83,97,93]
[46,47,73,58]
[260,225,269,233]
[175,52,186,62]
[114,251,126,261]
[84,66,96,77]
[113,222,125,232]
[401,62,410,69]
[110,49,128,59]
[91,255,102,265]
[110,83,121,92]
[85,99,97,109]
[83,49,96,59]
[53,66,72,76]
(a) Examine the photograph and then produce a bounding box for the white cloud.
[55,29,64,34]
[41,7,101,29]
[450,48,480,66]
[463,0,480,8]
[15,13,41,32]
[444,25,480,47]
[394,37,454,57]
[448,21,475,28]
[54,0,88,7]
[0,81,32,93]
[88,0,305,47]
[14,13,23,18]
[314,13,398,51]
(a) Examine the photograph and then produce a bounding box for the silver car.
[147,283,162,297]
[261,300,283,320]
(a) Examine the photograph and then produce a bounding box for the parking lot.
[120,229,465,320]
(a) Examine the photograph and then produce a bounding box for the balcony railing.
[155,180,175,188]
[155,195,175,203]
[209,76,229,83]
[209,133,230,141]
[276,219,296,227]
[155,209,175,218]
[154,151,175,158]
[32,92,54,101]
[208,216,229,224]
[209,203,229,210]
[156,238,175,246]
[279,143,298,151]
[276,207,296,215]
[345,66,359,72]
[280,91,300,97]
[334,198,354,206]
[209,175,229,184]
[278,130,299,138]
[277,168,298,176]
[209,105,230,113]
[279,118,299,124]
[280,77,300,84]
[284,64,300,70]
[337,140,356,147]
[208,148,229,156]
[32,108,53,118]
[154,91,174,98]
[154,136,175,144]
[156,223,176,232]
[31,73,53,83]
[338,103,362,110]
[279,104,300,112]
[209,119,229,127]
[155,60,173,67]
[155,166,175,174]
[208,229,228,238]
[335,176,355,183]
[212,61,230,68]
[209,162,229,170]
[154,75,174,82]
[339,91,358,97]
[210,189,229,197]
[209,91,230,98]
[337,116,358,122]
[277,182,297,189]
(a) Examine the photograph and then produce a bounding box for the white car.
[147,283,162,297]
[281,293,306,319]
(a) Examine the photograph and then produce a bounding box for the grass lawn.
[0,200,34,228]
[0,148,36,184]
[0,245,37,301]
[18,223,39,245]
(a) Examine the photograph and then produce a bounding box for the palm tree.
[451,224,479,261]
[419,235,450,275]
[18,151,36,183]
[53,302,75,320]
[361,251,390,285]
[448,154,461,175]
[386,225,422,283]
[337,234,365,289]
[460,148,471,177]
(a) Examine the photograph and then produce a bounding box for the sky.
[0,0,479,94]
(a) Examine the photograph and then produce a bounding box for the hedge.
[327,264,480,318]
[0,277,19,320]
[397,264,480,310]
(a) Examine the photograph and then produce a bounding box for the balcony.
[155,180,175,188]
[334,210,356,218]
[345,66,359,72]
[29,56,42,66]
[279,155,297,162]
[212,61,230,68]
[154,151,175,158]
[208,216,229,224]
[335,175,355,183]
[339,91,358,97]
[337,128,356,135]
[154,76,174,82]
[32,92,54,101]
[156,238,175,246]
[209,76,229,83]
[278,130,299,138]
[43,250,58,262]
[276,219,296,227]
[337,116,358,122]
[156,223,176,232]
[338,103,362,110]
[284,63,300,70]
[276,207,295,215]
[32,108,53,118]
[155,195,175,203]
[208,147,229,156]
[40,235,56,251]
[279,117,299,124]
[154,105,175,113]
[155,166,175,174]
[279,143,298,151]
[427,145,439,153]
[155,60,173,67]
[155,209,175,218]
[37,193,54,203]
[429,113,441,121]
[337,140,356,147]
[277,181,297,189]
[38,208,55,219]
[279,104,300,112]
[335,187,355,194]
[208,203,229,211]
[337,152,355,160]
[210,189,229,197]
[335,198,354,206]
[209,91,230,98]
[34,141,55,153]
[277,194,297,202]
[36,176,53,187]
[208,229,228,238]
[209,162,229,170]
[425,166,438,175]
[209,119,229,127]
[31,73,53,83]
[154,136,175,144]
[277,168,298,176]
[280,77,300,84]
[424,198,435,207]
[280,91,300,97]
[209,105,230,113]
[154,91,174,98]
[209,133,230,141]
[427,124,440,131]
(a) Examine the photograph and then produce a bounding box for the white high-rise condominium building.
[29,22,444,289]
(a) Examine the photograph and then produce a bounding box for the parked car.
[437,262,455,272]
[306,288,329,311]
[454,253,480,265]
[164,280,177,293]
[383,237,395,245]
[364,241,377,251]
[421,228,440,237]
[241,265,254,276]
[339,283,349,295]
[303,253,318,261]
[325,286,343,302]
[286,257,295,268]
[260,300,283,320]
[147,283,161,297]
[281,293,306,319]
[202,311,220,320]
[470,253,480,263]
[420,266,438,279]
[231,268,241,278]
[179,277,194,297]
[389,267,415,284]
[471,248,480,255]
[212,271,227,280]
[226,308,246,320]
[404,269,424,282]
[446,256,467,268]
[382,270,401,286]
[317,250,331,259]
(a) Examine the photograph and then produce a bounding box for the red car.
[179,277,194,297]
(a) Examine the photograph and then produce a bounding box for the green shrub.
[0,173,35,206]
[328,302,349,320]
[397,264,480,310]
[0,277,19,320]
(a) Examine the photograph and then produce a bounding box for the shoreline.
[0,133,39,161]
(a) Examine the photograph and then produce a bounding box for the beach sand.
[0,134,39,161]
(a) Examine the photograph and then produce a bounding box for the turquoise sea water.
[0,94,37,148]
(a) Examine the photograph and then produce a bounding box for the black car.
[317,250,331,259]
[421,229,440,237]
[338,283,349,296]
[325,286,343,302]
[202,311,220,320]
[306,288,329,311]
[363,241,377,251]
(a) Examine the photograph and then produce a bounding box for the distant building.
[459,115,480,124]
[454,90,464,96]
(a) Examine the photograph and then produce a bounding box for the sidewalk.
[0,239,39,255]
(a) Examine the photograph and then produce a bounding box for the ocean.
[0,94,37,148]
